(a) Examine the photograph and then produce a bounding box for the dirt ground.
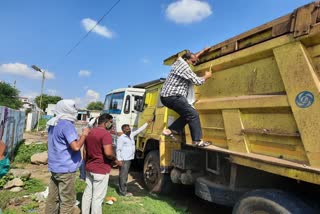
[12,132,231,214]
[13,164,230,214]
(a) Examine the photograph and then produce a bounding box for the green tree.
[87,101,104,110]
[35,94,62,111]
[0,81,23,109]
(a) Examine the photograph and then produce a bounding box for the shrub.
[0,173,14,189]
[13,143,47,163]
[33,118,49,131]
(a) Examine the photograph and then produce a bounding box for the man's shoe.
[124,192,133,197]
[162,129,177,141]
[193,141,212,147]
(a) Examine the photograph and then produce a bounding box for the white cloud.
[141,58,151,64]
[74,89,100,108]
[86,89,99,101]
[20,91,39,100]
[46,89,58,96]
[74,97,83,108]
[166,0,212,24]
[79,70,91,77]
[81,18,114,38]
[0,63,55,80]
[20,89,58,100]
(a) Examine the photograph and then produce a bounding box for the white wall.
[46,104,56,116]
[25,111,38,132]
[89,111,100,119]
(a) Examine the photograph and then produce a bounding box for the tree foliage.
[87,101,104,110]
[35,94,62,111]
[0,81,23,109]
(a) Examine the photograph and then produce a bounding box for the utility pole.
[31,65,45,132]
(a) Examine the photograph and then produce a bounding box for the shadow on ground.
[109,168,232,214]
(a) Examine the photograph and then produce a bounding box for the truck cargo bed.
[164,2,320,185]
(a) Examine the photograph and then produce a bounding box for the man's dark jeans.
[119,160,131,195]
[160,95,202,142]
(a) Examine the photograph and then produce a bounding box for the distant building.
[19,97,36,111]
[77,109,89,122]
[43,105,100,121]
[77,109,101,122]
[46,104,56,116]
[89,110,100,119]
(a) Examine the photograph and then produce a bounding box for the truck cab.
[102,87,145,143]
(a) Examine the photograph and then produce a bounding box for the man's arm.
[103,144,122,166]
[194,47,210,59]
[131,123,148,137]
[69,127,90,151]
[103,144,116,160]
[102,134,122,166]
[132,120,153,137]
[202,71,212,81]
[82,144,87,161]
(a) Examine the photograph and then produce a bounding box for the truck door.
[123,93,143,131]
[122,94,133,128]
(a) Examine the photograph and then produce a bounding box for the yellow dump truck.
[134,2,320,213]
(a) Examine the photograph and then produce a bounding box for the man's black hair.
[182,50,193,61]
[98,113,113,124]
[121,124,130,131]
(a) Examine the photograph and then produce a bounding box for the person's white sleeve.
[88,117,96,128]
[132,123,148,138]
[116,137,124,161]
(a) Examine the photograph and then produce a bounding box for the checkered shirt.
[160,57,205,97]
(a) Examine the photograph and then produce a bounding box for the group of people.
[45,47,212,214]
[45,99,153,214]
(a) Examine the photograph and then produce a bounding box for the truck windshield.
[103,92,125,114]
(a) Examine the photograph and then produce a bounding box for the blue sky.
[0,0,312,107]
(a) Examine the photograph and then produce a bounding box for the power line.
[64,0,121,57]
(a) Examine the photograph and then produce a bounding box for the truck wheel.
[143,150,172,194]
[233,189,314,214]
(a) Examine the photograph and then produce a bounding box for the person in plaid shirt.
[160,48,212,147]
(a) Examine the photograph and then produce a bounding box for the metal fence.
[0,106,25,159]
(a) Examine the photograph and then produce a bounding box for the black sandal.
[162,129,178,141]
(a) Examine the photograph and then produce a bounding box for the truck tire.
[143,150,172,194]
[233,189,315,214]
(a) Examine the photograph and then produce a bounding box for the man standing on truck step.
[81,113,121,214]
[160,48,212,147]
[45,99,90,214]
[116,120,153,196]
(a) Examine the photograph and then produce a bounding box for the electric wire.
[64,0,121,57]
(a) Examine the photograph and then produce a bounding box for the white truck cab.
[102,87,145,143]
[102,79,165,144]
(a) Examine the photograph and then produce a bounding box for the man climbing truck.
[135,2,320,213]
